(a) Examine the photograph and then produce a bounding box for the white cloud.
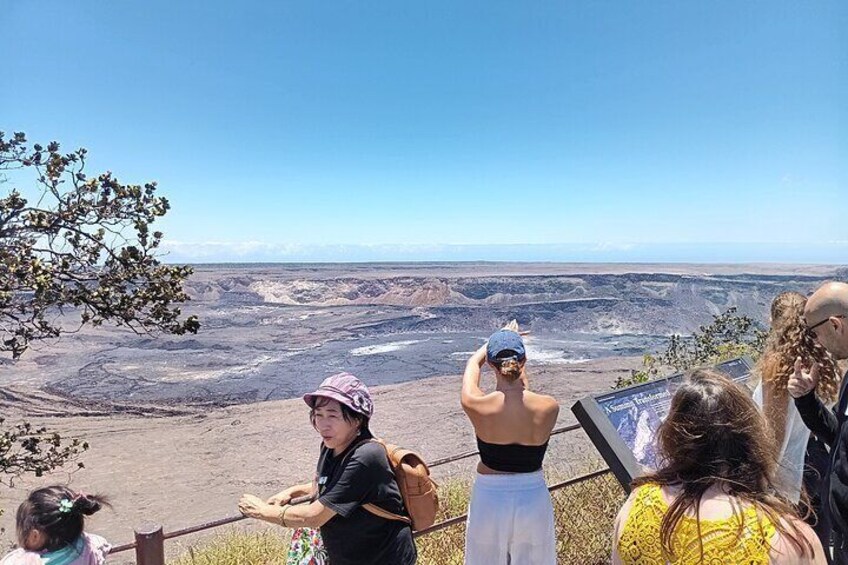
[157,240,848,264]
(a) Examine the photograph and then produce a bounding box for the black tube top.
[476,437,549,473]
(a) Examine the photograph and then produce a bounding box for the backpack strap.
[362,502,412,525]
[361,438,413,526]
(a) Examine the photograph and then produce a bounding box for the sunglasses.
[806,315,846,339]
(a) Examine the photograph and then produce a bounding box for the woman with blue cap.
[461,321,559,565]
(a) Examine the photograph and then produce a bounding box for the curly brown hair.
[757,291,840,405]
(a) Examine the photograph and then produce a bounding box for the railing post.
[134,523,165,565]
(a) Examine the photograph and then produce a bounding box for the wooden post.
[134,523,165,565]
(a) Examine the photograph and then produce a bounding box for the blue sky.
[3,1,846,263]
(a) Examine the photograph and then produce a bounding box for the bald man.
[788,281,848,563]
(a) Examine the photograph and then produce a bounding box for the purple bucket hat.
[303,372,374,418]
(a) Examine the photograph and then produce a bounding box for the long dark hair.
[16,485,109,552]
[632,368,813,561]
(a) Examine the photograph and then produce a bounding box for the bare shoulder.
[769,516,827,565]
[461,391,503,416]
[461,386,490,407]
[615,488,639,525]
[526,391,560,413]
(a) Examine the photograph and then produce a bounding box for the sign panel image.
[572,357,753,489]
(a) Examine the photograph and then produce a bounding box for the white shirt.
[754,381,811,503]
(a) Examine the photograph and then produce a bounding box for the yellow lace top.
[618,483,777,565]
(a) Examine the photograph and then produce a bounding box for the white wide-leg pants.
[464,470,557,565]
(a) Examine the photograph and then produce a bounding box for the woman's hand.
[502,319,530,336]
[502,319,519,333]
[266,488,293,506]
[788,357,820,398]
[239,494,275,521]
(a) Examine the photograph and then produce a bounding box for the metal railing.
[109,422,618,564]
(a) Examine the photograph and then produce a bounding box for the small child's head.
[16,486,109,552]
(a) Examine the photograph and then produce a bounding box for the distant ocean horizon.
[159,241,848,265]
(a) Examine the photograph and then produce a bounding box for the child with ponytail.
[2,486,111,565]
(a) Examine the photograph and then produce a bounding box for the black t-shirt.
[317,434,417,565]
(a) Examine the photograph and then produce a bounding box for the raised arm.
[790,361,838,446]
[461,344,488,409]
[795,392,838,447]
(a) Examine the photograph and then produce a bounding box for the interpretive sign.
[571,357,753,490]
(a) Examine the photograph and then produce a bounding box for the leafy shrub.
[614,307,768,389]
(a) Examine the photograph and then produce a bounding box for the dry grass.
[171,469,625,565]
[171,529,291,565]
[414,477,470,565]
[552,472,625,564]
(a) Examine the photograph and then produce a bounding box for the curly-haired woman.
[754,292,840,503]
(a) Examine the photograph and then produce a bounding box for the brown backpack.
[362,439,439,532]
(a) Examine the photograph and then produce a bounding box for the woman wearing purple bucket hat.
[461,321,559,565]
[239,372,417,565]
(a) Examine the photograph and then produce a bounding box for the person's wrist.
[278,504,291,527]
[259,503,277,522]
[794,388,815,402]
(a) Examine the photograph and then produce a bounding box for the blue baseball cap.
[486,330,526,363]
